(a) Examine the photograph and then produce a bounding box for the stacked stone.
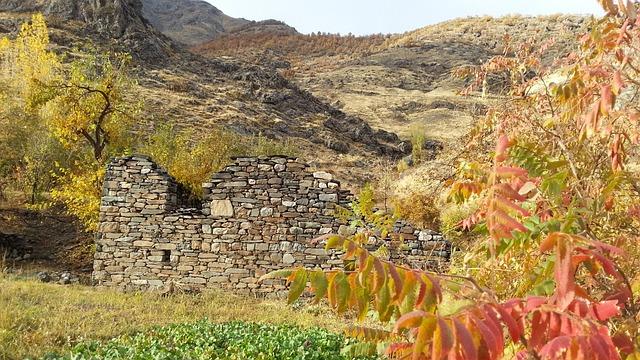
[94,155,182,288]
[198,156,352,295]
[93,155,451,296]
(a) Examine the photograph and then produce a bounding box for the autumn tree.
[35,51,138,163]
[268,2,640,359]
[0,14,138,229]
[0,14,68,203]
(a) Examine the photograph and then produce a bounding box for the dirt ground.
[0,205,94,281]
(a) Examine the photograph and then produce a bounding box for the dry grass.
[0,274,345,360]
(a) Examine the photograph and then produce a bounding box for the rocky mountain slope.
[196,15,588,147]
[140,0,298,46]
[0,0,408,185]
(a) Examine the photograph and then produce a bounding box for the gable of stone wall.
[94,155,451,296]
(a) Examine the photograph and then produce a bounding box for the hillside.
[140,0,297,46]
[0,0,408,187]
[195,15,589,149]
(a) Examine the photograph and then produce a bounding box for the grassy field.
[0,273,346,359]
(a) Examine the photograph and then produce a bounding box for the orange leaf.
[431,318,454,360]
[495,166,528,179]
[397,270,417,304]
[492,209,527,233]
[600,85,615,115]
[388,264,403,301]
[453,318,478,360]
[372,258,386,294]
[613,70,625,95]
[413,316,437,360]
[394,310,428,332]
[494,183,526,202]
[495,196,530,217]
[540,232,564,252]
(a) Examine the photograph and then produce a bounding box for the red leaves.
[495,166,528,179]
[613,70,625,95]
[389,296,625,360]
[495,134,510,162]
[372,258,386,293]
[610,134,626,172]
[600,85,615,116]
[452,318,478,360]
[482,135,536,251]
[538,334,620,360]
[539,233,631,310]
[554,236,576,310]
[593,300,621,322]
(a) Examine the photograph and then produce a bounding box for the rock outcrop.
[139,0,297,46]
[0,0,175,62]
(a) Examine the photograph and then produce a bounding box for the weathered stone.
[211,200,234,217]
[133,240,154,248]
[156,243,176,250]
[260,207,274,217]
[319,194,338,202]
[338,225,357,236]
[304,248,327,256]
[313,171,333,181]
[289,227,304,235]
[282,253,296,264]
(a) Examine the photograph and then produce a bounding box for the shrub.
[50,321,378,360]
[267,4,640,358]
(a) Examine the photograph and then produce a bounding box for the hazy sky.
[208,0,604,35]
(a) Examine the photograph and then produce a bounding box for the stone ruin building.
[93,155,451,296]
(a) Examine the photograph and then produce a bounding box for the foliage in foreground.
[267,2,640,359]
[48,321,377,360]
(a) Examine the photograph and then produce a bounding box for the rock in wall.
[94,155,450,296]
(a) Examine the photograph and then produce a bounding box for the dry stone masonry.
[94,155,451,296]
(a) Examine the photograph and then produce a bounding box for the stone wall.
[94,155,451,296]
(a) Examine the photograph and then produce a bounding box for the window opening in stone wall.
[161,250,171,263]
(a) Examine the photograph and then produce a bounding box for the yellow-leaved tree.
[0,14,139,230]
[0,14,66,204]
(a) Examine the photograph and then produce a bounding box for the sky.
[208,0,604,36]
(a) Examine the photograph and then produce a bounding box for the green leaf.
[309,270,328,303]
[287,268,308,304]
[540,170,568,197]
[325,235,345,250]
[259,269,294,282]
[335,272,351,314]
[376,280,392,322]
